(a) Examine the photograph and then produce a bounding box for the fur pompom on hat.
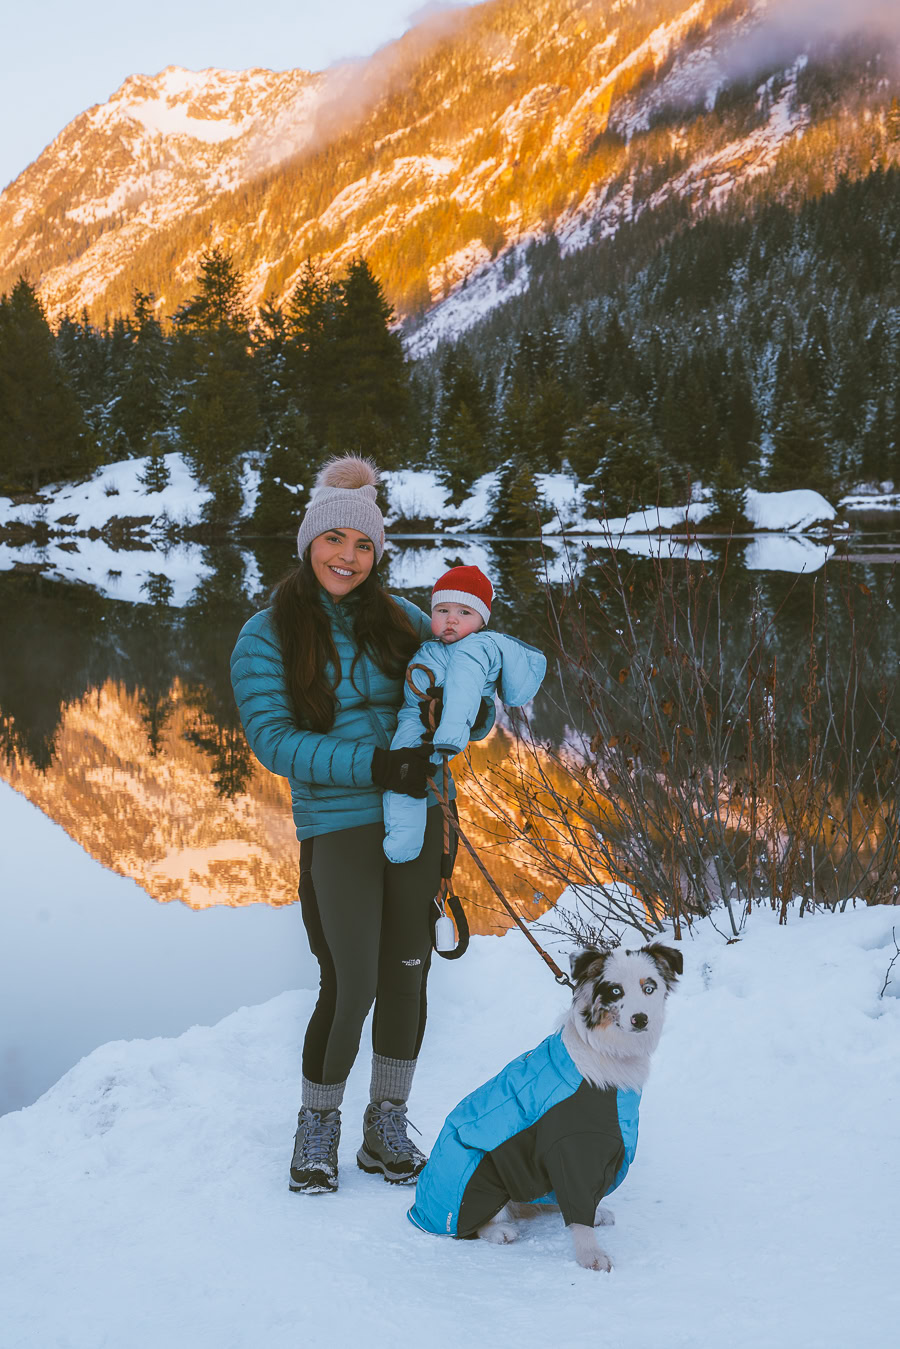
[431,565,493,626]
[296,454,386,563]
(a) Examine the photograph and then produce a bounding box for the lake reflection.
[2,534,899,1112]
[2,533,900,908]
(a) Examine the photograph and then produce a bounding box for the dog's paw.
[478,1221,519,1245]
[569,1223,613,1272]
[593,1204,615,1227]
[577,1248,613,1273]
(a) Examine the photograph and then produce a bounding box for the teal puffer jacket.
[231,591,489,840]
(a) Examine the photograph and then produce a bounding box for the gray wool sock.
[301,1075,346,1112]
[369,1054,417,1105]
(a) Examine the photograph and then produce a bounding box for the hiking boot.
[289,1106,341,1193]
[356,1100,426,1185]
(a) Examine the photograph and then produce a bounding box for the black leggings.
[299,805,452,1086]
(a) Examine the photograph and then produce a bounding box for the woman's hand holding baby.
[371,746,433,798]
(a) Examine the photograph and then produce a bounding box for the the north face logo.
[401,957,422,967]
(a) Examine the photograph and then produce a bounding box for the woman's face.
[309,528,376,597]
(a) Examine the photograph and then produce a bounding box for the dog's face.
[569,943,683,1056]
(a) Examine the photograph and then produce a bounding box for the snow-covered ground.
[0,455,864,596]
[386,469,839,538]
[2,834,898,1348]
[0,782,316,1116]
[0,451,210,535]
[2,456,840,545]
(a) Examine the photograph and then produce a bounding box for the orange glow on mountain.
[0,679,563,934]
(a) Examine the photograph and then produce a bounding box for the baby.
[383,565,547,863]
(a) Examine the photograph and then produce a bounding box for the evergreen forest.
[1,163,899,535]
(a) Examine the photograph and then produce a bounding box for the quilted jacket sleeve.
[432,639,498,755]
[392,597,495,744]
[230,614,375,788]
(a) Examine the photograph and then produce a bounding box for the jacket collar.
[319,587,360,632]
[548,1029,585,1090]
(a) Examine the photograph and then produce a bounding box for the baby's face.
[431,602,484,644]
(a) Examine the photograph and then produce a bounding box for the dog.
[407,942,682,1271]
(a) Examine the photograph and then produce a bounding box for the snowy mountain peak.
[88,66,306,144]
[1,0,897,326]
[0,62,324,313]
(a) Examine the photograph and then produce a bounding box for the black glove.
[418,689,443,738]
[370,746,432,798]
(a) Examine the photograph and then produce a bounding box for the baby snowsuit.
[382,630,546,863]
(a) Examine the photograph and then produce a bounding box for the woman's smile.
[310,529,375,595]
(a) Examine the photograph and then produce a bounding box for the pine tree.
[861,396,891,486]
[889,393,900,490]
[330,257,410,465]
[252,405,317,534]
[139,437,171,493]
[707,454,751,529]
[284,257,341,446]
[55,310,110,424]
[767,398,833,496]
[887,97,900,143]
[0,280,93,492]
[530,373,571,472]
[803,305,832,400]
[568,401,669,518]
[489,453,549,535]
[115,290,170,454]
[172,246,251,333]
[724,353,760,476]
[174,250,260,525]
[657,353,720,482]
[437,403,489,506]
[180,381,253,525]
[435,345,494,501]
[598,314,639,406]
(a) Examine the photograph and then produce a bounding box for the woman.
[231,454,490,1195]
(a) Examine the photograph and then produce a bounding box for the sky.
[0,0,477,190]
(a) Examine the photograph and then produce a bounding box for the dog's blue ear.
[570,947,605,983]
[644,943,683,986]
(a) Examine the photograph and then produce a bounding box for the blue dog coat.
[383,630,546,862]
[408,1031,640,1238]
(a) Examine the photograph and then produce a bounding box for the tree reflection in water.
[1,538,898,928]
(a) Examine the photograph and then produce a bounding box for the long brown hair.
[272,556,420,731]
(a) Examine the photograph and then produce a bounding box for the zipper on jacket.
[330,598,391,749]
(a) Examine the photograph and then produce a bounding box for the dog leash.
[406,663,574,990]
[406,664,470,961]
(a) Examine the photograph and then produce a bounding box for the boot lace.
[370,1102,423,1159]
[296,1107,340,1166]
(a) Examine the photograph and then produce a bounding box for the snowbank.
[562,486,837,537]
[744,487,836,533]
[2,900,898,1348]
[2,457,841,554]
[0,452,209,535]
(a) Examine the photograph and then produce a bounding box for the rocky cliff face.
[0,65,322,317]
[0,0,896,335]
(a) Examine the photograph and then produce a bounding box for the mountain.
[3,0,897,332]
[0,65,323,318]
